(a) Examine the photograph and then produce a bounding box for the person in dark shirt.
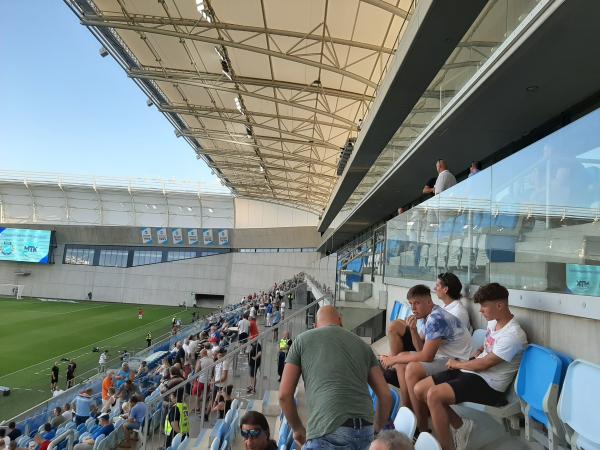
[66,360,77,388]
[7,422,22,441]
[51,363,59,391]
[247,340,262,393]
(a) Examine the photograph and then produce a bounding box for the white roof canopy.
[67,0,414,212]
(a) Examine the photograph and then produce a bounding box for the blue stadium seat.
[558,359,600,450]
[471,329,487,352]
[171,433,182,450]
[390,301,401,321]
[515,345,564,449]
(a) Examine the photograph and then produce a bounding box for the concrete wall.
[234,198,318,228]
[384,283,600,364]
[0,246,318,306]
[306,253,337,288]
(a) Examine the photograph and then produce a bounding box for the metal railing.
[139,281,327,450]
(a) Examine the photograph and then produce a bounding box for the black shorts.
[432,369,507,407]
[239,332,248,343]
[248,363,261,377]
[402,328,416,352]
[383,368,399,388]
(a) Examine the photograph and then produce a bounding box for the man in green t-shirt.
[279,306,391,450]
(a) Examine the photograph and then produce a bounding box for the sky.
[0,1,219,187]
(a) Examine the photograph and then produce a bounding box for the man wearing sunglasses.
[240,411,277,450]
[279,306,391,450]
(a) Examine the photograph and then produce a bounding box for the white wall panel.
[234,198,318,228]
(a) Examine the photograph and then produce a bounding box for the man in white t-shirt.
[237,313,250,351]
[413,283,527,450]
[435,273,472,332]
[433,159,457,195]
[380,285,472,416]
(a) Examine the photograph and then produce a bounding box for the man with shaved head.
[279,305,391,450]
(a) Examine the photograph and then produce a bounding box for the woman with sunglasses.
[240,411,277,450]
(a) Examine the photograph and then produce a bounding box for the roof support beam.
[81,14,394,54]
[198,147,337,169]
[160,104,355,131]
[133,73,358,127]
[179,128,339,150]
[231,183,330,200]
[130,67,371,102]
[225,173,332,193]
[217,162,336,181]
[82,18,378,88]
[360,0,410,19]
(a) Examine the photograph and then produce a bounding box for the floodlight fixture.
[99,47,109,57]
[146,98,154,107]
[234,96,243,113]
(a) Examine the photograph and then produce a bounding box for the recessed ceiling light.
[208,208,214,213]
[525,85,539,93]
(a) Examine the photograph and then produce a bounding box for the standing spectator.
[50,362,59,392]
[0,430,9,448]
[66,360,77,388]
[468,161,482,177]
[165,392,189,447]
[122,395,147,448]
[98,350,108,373]
[206,349,230,421]
[433,159,457,195]
[249,316,259,340]
[136,361,149,378]
[265,302,273,327]
[73,413,114,450]
[115,363,133,390]
[279,306,391,450]
[138,307,144,320]
[191,349,212,412]
[287,292,293,309]
[247,339,262,393]
[277,331,292,382]
[238,313,250,350]
[146,332,152,348]
[7,422,21,442]
[239,411,278,450]
[174,342,186,366]
[41,424,55,442]
[421,177,437,196]
[73,388,94,426]
[280,298,286,320]
[50,407,66,428]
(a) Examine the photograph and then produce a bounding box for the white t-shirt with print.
[443,300,472,333]
[197,356,213,383]
[463,318,527,392]
[214,359,231,387]
[237,318,250,334]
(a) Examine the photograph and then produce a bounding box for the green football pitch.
[0,298,211,422]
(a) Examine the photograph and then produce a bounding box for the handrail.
[48,429,75,450]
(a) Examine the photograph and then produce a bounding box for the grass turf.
[0,298,210,422]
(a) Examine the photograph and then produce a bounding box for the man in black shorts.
[412,283,528,450]
[51,362,59,392]
[66,360,77,388]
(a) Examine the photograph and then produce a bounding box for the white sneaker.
[453,418,474,450]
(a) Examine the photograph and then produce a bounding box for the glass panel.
[385,107,600,298]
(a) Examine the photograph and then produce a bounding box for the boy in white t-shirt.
[413,283,527,450]
[435,272,472,332]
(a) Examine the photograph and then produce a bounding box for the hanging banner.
[203,229,214,245]
[171,228,183,245]
[157,228,168,245]
[141,227,153,245]
[218,229,229,246]
[187,228,198,245]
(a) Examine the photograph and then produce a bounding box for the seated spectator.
[73,413,114,450]
[136,361,149,378]
[73,388,94,426]
[118,379,140,403]
[413,283,528,450]
[7,422,21,442]
[0,430,8,447]
[32,435,49,450]
[41,424,54,442]
[62,403,73,421]
[101,387,119,413]
[380,285,472,410]
[370,430,414,450]
[240,411,277,450]
[115,363,133,390]
[50,407,66,428]
[212,384,233,419]
[122,395,147,448]
[434,273,471,332]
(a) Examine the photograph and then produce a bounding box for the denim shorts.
[304,425,374,450]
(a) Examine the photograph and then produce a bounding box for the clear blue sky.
[0,1,217,185]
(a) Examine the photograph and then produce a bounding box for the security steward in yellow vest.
[165,392,189,446]
[277,332,293,382]
[146,332,152,347]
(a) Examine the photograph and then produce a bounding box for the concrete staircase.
[339,281,372,302]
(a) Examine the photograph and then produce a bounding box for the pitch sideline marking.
[0,310,180,380]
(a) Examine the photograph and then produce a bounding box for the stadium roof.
[65,0,415,214]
